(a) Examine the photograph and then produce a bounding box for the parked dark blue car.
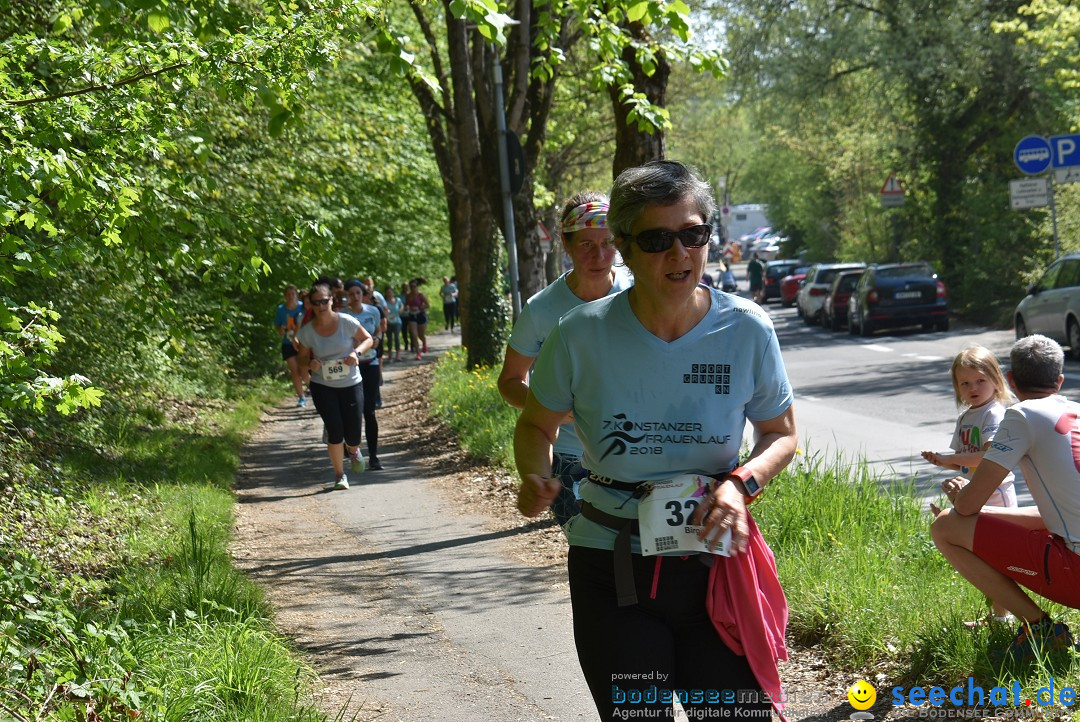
[848,262,948,336]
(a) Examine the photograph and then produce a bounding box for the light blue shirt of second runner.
[529,287,794,552]
[508,269,633,456]
[346,304,383,366]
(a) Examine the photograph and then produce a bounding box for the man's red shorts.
[973,514,1080,608]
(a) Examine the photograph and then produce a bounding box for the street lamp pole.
[492,57,521,318]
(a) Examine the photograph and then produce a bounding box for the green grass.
[431,346,518,469]
[430,351,1080,703]
[0,379,347,721]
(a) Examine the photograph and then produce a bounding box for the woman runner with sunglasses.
[296,282,375,490]
[498,190,632,528]
[514,160,797,721]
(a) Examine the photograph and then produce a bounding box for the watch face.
[743,475,762,497]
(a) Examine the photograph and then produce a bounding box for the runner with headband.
[498,191,632,528]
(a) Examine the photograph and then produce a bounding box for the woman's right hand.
[309,358,322,373]
[517,474,561,517]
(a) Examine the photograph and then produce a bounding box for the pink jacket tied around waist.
[707,513,789,722]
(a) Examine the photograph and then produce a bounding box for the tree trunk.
[511,175,545,303]
[609,24,671,177]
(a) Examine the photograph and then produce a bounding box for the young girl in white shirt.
[922,345,1017,625]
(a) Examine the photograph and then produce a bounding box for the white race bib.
[321,360,349,381]
[638,474,731,557]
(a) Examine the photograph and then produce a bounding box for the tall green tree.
[380,0,724,367]
[0,0,392,414]
[706,0,1067,319]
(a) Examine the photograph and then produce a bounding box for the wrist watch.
[725,466,763,503]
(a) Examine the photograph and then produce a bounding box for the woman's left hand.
[344,352,359,366]
[691,479,749,555]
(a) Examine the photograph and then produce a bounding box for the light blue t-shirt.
[508,270,633,456]
[386,297,403,325]
[346,304,383,367]
[530,288,794,552]
[295,313,364,388]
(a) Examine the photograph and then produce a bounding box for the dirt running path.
[231,332,594,721]
[231,329,907,722]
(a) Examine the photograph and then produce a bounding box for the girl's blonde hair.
[951,345,1014,408]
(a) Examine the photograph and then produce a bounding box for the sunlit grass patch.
[0,378,337,720]
[431,346,518,470]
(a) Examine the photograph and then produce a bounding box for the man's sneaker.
[349,448,366,473]
[369,457,384,471]
[1001,618,1074,663]
[334,474,349,490]
[296,395,307,408]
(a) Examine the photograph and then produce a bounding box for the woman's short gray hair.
[1010,334,1064,392]
[608,160,716,240]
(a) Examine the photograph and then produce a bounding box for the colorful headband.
[562,201,609,234]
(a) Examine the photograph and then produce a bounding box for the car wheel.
[831,313,841,332]
[1015,316,1028,340]
[1069,318,1080,361]
[848,310,858,335]
[936,318,949,332]
[860,311,874,337]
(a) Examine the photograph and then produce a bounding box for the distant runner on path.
[275,284,307,407]
[295,282,374,490]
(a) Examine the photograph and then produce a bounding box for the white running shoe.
[334,474,349,490]
[349,448,366,473]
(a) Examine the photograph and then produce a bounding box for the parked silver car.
[797,262,866,325]
[1014,252,1080,359]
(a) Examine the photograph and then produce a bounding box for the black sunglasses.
[626,224,711,253]
[310,297,331,306]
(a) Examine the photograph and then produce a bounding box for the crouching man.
[931,334,1080,661]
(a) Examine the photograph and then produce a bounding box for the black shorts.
[413,312,428,325]
[281,342,298,361]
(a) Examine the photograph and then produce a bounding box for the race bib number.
[638,474,731,557]
[321,360,349,381]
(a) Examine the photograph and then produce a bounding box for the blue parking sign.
[1014,135,1052,175]
[1051,134,1080,168]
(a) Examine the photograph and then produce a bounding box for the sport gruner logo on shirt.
[599,412,732,459]
[683,362,732,395]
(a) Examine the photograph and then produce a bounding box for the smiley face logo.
[848,680,876,710]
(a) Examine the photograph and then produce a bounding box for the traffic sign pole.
[1050,175,1060,259]
[1012,134,1065,259]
